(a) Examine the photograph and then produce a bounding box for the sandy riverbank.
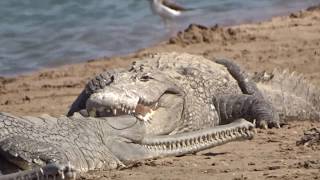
[0,5,320,180]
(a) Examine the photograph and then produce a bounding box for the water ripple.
[0,0,318,76]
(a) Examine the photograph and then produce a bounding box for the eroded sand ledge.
[0,6,320,180]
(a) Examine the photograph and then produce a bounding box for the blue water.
[0,0,319,76]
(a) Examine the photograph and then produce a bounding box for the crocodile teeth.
[137,114,145,121]
[95,97,159,123]
[135,109,154,123]
[140,115,150,123]
[154,102,158,108]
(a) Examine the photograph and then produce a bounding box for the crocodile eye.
[98,73,114,87]
[140,73,153,82]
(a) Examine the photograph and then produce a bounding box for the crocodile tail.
[253,69,320,122]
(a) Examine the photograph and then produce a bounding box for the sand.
[0,5,320,180]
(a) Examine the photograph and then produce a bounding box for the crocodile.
[0,112,255,180]
[1,53,319,179]
[68,53,320,129]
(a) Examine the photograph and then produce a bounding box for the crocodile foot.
[255,119,281,129]
[0,162,77,180]
[41,162,77,180]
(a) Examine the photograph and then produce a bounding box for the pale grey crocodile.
[68,53,319,131]
[1,53,319,179]
[0,112,255,180]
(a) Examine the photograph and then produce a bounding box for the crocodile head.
[84,67,185,134]
[69,65,185,134]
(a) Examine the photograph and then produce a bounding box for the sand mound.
[168,24,260,46]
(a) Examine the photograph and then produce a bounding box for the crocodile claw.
[257,120,268,129]
[256,120,281,129]
[41,162,77,180]
[272,121,281,129]
[0,162,77,180]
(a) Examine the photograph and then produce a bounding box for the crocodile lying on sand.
[1,53,319,180]
[68,53,319,129]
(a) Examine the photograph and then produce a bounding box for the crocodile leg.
[0,163,76,180]
[67,69,119,117]
[215,59,264,98]
[215,59,280,128]
[0,135,77,180]
[213,94,280,129]
[67,90,89,116]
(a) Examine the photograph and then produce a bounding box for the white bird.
[148,0,193,29]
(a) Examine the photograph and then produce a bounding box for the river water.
[0,0,319,76]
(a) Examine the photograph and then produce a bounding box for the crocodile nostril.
[139,73,154,82]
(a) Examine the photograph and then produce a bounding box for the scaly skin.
[68,52,280,134]
[0,112,254,179]
[0,53,262,179]
[2,52,318,179]
[253,69,320,122]
[70,53,320,132]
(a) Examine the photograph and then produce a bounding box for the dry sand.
[1,5,320,180]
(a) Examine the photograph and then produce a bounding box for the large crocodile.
[0,53,319,179]
[68,53,319,131]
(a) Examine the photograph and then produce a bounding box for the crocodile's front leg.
[213,94,280,129]
[215,59,264,98]
[67,69,121,117]
[0,163,76,180]
[0,135,77,180]
[215,59,280,128]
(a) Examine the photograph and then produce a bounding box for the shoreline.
[1,2,318,77]
[1,5,319,116]
[0,4,319,79]
[0,5,320,180]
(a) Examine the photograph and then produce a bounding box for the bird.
[148,0,193,29]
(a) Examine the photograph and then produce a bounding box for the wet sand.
[0,5,320,180]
